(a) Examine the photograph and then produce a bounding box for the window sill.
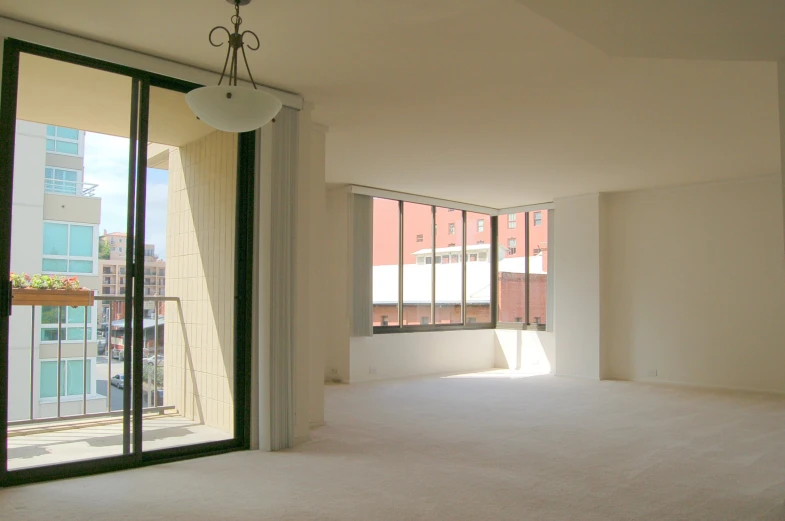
[372,323,495,334]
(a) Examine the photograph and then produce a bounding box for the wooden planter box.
[12,288,95,307]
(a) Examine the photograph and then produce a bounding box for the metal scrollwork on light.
[209,0,260,89]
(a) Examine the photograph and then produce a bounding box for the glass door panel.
[140,85,236,451]
[5,52,136,469]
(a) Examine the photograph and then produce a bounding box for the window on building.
[372,198,400,327]
[533,211,542,226]
[40,359,91,398]
[469,254,478,262]
[515,317,523,323]
[42,222,94,274]
[477,219,484,232]
[119,247,123,253]
[508,214,517,229]
[508,238,517,255]
[449,223,455,235]
[403,202,433,325]
[110,238,115,245]
[416,234,423,243]
[420,316,429,325]
[46,125,80,155]
[478,253,487,261]
[120,267,126,275]
[40,306,93,342]
[44,167,79,195]
[467,317,477,324]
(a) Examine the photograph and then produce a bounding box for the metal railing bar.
[8,405,175,427]
[56,306,62,418]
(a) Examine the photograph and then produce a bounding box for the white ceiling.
[0,0,781,207]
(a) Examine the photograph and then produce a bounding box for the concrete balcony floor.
[7,414,231,470]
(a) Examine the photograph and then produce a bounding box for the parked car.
[144,354,164,366]
[110,374,124,389]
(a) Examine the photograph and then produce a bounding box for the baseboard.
[310,420,326,429]
[609,377,785,396]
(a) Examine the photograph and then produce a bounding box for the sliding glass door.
[0,39,253,485]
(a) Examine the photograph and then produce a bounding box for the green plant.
[10,273,83,290]
[99,238,111,260]
[142,364,164,387]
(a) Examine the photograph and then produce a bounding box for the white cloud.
[84,133,169,259]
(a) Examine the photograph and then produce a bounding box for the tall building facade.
[8,121,104,421]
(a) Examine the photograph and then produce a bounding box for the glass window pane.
[56,127,79,140]
[403,202,433,325]
[68,260,93,273]
[55,141,78,155]
[40,306,63,325]
[45,167,53,178]
[466,212,492,324]
[372,198,399,327]
[43,222,68,255]
[40,361,57,398]
[40,328,59,342]
[529,211,548,327]
[42,258,68,272]
[46,139,55,151]
[66,327,85,341]
[63,170,77,182]
[498,212,526,324]
[66,360,84,396]
[69,225,93,256]
[46,125,56,137]
[435,207,462,324]
[67,306,89,324]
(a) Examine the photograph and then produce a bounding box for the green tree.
[99,238,111,260]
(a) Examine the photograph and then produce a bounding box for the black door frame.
[0,38,254,486]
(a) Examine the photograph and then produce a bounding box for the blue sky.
[83,133,169,260]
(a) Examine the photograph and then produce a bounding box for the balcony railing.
[9,295,179,427]
[44,179,99,197]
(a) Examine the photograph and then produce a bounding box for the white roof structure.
[372,255,546,305]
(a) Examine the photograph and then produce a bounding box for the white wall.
[350,330,496,383]
[552,194,602,379]
[493,330,554,374]
[324,187,352,383]
[602,175,785,393]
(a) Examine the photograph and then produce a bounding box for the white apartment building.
[8,121,104,422]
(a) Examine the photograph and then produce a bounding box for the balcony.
[44,179,98,197]
[6,295,230,470]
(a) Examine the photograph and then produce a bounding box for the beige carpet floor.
[2,372,785,520]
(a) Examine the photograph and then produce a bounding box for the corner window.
[42,222,95,274]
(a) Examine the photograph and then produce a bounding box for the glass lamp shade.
[186,85,283,133]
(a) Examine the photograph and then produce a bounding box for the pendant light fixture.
[186,0,282,132]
